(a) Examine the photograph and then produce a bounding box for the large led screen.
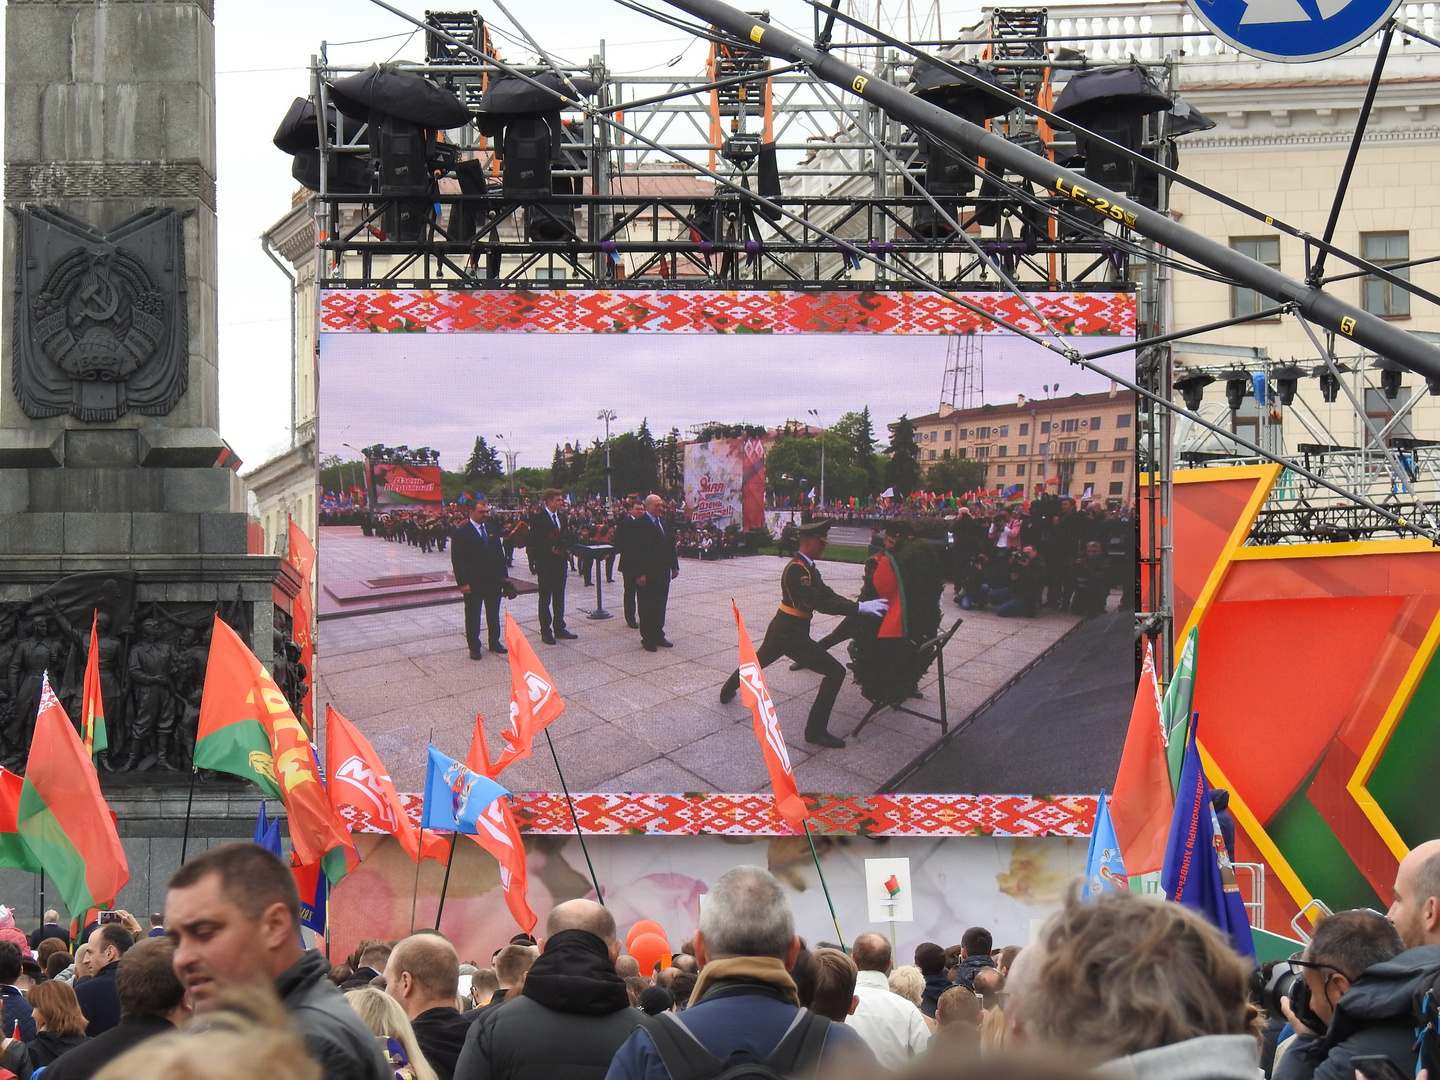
[316,288,1137,801]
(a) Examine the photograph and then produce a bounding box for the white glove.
[857,599,890,617]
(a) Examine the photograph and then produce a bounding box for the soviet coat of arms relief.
[12,205,189,422]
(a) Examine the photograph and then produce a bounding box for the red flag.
[287,518,316,726]
[464,715,536,931]
[1111,638,1172,875]
[466,713,501,778]
[490,613,565,773]
[81,612,108,760]
[325,706,446,864]
[731,602,810,828]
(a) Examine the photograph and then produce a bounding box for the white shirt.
[844,969,931,1069]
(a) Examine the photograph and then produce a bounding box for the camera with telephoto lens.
[1259,957,1320,1029]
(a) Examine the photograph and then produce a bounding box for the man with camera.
[1272,909,1420,1080]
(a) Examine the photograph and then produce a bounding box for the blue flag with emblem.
[1160,717,1256,958]
[1082,790,1129,898]
[253,800,282,856]
[420,744,510,834]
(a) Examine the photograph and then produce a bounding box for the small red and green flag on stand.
[884,874,900,898]
[81,611,108,761]
[18,675,129,915]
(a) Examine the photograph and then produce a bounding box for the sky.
[319,329,1128,471]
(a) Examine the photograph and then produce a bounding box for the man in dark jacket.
[340,942,392,991]
[166,841,388,1080]
[615,499,647,629]
[631,495,679,652]
[1274,909,1426,1080]
[28,910,69,950]
[606,866,872,1080]
[526,489,577,645]
[952,926,996,991]
[452,497,518,660]
[914,942,951,1019]
[0,943,34,1043]
[74,924,133,1036]
[455,899,641,1080]
[386,933,472,1080]
[44,937,189,1080]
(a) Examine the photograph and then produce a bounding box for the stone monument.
[0,0,288,789]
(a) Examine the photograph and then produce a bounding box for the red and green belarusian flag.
[82,611,108,760]
[196,616,357,884]
[18,675,128,914]
[0,768,41,874]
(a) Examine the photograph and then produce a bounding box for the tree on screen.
[922,456,987,497]
[464,436,504,482]
[885,415,921,498]
[834,408,879,494]
[658,428,683,494]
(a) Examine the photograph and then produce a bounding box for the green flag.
[1163,626,1199,792]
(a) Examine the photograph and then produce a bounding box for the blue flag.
[253,800,282,856]
[1160,718,1256,958]
[295,861,327,937]
[1082,790,1129,897]
[421,745,510,834]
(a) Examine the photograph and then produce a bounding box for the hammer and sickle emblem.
[71,252,121,326]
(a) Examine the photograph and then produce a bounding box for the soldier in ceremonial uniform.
[718,520,888,749]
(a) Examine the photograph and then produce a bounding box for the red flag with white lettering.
[465,715,536,933]
[491,613,565,773]
[325,705,448,864]
[732,602,810,828]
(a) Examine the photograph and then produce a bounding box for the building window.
[1059,440,1077,453]
[998,446,1008,457]
[1085,460,1098,474]
[1114,437,1129,451]
[976,426,991,439]
[1231,236,1281,317]
[1040,421,1051,433]
[996,464,1007,477]
[944,429,952,441]
[1109,481,1125,495]
[1090,416,1102,430]
[1017,443,1028,456]
[942,448,951,460]
[976,446,990,458]
[1087,440,1100,452]
[1117,414,1131,428]
[1112,459,1126,473]
[1362,232,1410,317]
[1019,423,1030,435]
[1060,418,1080,432]
[999,425,1009,437]
[928,449,937,460]
[957,448,967,458]
[1016,463,1026,476]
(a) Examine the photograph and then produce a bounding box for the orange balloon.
[628,932,672,975]
[626,920,665,952]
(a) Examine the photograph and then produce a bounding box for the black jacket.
[411,1006,474,1080]
[42,1015,173,1080]
[954,954,996,991]
[24,1030,88,1068]
[627,514,679,582]
[452,519,512,593]
[1273,945,1440,1080]
[920,971,952,1018]
[453,929,645,1080]
[73,962,120,1036]
[277,950,391,1080]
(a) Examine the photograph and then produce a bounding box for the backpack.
[646,1008,831,1080]
[1415,967,1440,1079]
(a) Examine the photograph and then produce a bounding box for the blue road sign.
[1186,0,1402,62]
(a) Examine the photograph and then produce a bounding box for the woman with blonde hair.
[346,986,438,1080]
[25,979,89,1066]
[891,965,938,1034]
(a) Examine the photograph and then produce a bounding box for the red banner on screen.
[371,462,443,506]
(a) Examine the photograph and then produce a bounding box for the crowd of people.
[0,838,1435,1080]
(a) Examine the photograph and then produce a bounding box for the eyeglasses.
[1287,958,1345,979]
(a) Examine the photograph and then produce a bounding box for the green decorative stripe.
[1267,779,1382,912]
[193,719,281,799]
[17,784,93,914]
[1368,649,1440,847]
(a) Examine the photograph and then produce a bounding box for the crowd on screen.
[6,839,1439,1080]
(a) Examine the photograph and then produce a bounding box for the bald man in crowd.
[1389,839,1440,949]
[385,934,471,1080]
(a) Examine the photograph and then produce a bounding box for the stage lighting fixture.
[1218,370,1250,411]
[907,60,1009,237]
[501,113,557,199]
[1428,375,1440,397]
[1271,365,1306,406]
[1372,357,1406,400]
[1173,372,1214,411]
[1052,63,1171,196]
[1311,363,1350,403]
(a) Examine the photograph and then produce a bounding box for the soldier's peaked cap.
[796,519,833,539]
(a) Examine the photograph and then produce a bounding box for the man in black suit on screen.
[451,496,517,659]
[632,494,680,652]
[526,488,577,645]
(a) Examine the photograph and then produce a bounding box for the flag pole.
[180,767,199,863]
[544,729,603,904]
[802,821,845,952]
[433,833,459,931]
[410,729,434,933]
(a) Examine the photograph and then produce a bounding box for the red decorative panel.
[320,289,1135,337]
[374,792,1096,838]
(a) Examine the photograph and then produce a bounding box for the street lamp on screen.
[807,408,826,509]
[494,433,519,501]
[597,409,617,502]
